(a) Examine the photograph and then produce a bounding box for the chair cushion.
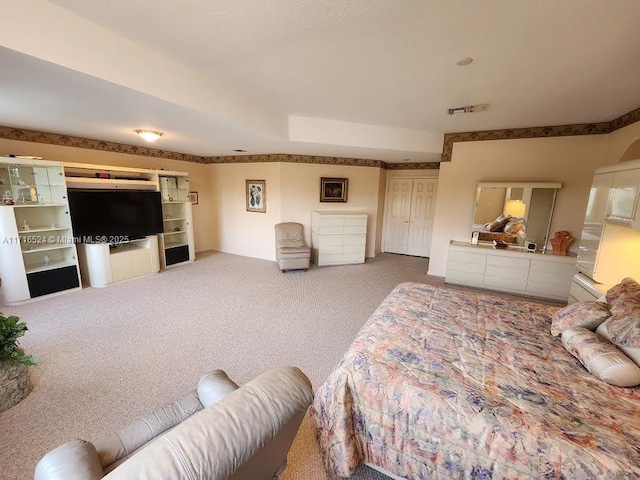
[278,246,310,259]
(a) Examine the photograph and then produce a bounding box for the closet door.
[384,177,438,257]
[407,179,438,257]
[384,178,412,254]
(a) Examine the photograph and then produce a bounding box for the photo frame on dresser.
[320,177,348,202]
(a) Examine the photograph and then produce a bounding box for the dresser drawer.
[530,259,576,275]
[447,261,485,275]
[317,254,343,265]
[527,281,570,299]
[528,270,572,286]
[446,271,484,287]
[569,280,600,302]
[343,253,365,264]
[485,265,528,281]
[484,275,527,291]
[486,255,530,270]
[316,235,343,247]
[447,250,487,265]
[343,235,366,247]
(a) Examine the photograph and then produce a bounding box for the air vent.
[447,104,490,115]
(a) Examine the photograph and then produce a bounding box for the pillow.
[503,219,523,234]
[550,301,611,336]
[562,327,640,387]
[598,311,640,367]
[606,277,640,304]
[485,215,511,232]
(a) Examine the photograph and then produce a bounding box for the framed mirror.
[472,182,562,250]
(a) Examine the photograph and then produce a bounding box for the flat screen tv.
[68,189,163,242]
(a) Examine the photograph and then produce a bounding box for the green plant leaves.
[0,313,38,368]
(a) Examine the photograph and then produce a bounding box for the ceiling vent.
[447,103,490,115]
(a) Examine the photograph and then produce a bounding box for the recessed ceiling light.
[456,57,473,66]
[233,149,248,153]
[135,130,163,142]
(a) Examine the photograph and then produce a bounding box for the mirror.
[472,182,562,250]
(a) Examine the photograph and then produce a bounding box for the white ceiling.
[1,0,639,163]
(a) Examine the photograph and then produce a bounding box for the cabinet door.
[607,169,640,221]
[577,172,613,275]
[110,253,133,282]
[131,250,152,276]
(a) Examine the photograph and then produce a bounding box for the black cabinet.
[27,266,80,298]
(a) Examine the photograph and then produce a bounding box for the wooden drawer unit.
[446,241,576,302]
[311,212,368,266]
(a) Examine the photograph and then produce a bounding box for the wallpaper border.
[441,106,640,162]
[2,105,638,168]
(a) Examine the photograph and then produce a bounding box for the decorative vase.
[0,361,32,412]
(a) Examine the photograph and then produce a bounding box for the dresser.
[446,241,576,302]
[311,211,367,266]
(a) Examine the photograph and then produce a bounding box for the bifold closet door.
[384,178,437,257]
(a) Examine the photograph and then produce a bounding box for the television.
[68,189,163,242]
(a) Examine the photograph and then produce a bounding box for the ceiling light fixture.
[456,57,474,66]
[447,103,490,115]
[233,149,248,153]
[135,130,163,142]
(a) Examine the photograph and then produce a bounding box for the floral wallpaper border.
[2,105,639,168]
[441,106,640,162]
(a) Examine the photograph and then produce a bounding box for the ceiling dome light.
[135,130,163,142]
[456,57,474,66]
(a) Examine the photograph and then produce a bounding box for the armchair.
[274,222,310,272]
[35,367,313,480]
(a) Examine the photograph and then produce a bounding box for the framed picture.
[246,179,266,213]
[320,177,348,202]
[188,191,198,204]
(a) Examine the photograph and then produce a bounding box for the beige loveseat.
[35,367,313,480]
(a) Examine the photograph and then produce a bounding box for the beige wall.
[0,138,214,252]
[428,135,611,277]
[210,162,384,261]
[607,121,640,164]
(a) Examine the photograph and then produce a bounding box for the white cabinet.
[0,157,81,305]
[157,172,195,268]
[576,172,614,279]
[446,241,576,301]
[568,273,609,305]
[77,236,160,287]
[311,212,367,266]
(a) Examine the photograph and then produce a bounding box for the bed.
[311,282,640,479]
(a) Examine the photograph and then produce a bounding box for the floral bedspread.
[311,282,640,479]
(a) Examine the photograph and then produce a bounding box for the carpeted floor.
[0,251,559,479]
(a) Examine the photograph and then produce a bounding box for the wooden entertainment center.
[0,157,195,305]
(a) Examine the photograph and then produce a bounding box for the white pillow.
[562,327,640,387]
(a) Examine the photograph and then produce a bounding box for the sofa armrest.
[94,389,203,470]
[35,439,104,480]
[102,366,313,480]
[197,370,239,407]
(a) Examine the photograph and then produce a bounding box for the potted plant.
[0,312,37,412]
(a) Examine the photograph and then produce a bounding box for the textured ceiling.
[1,0,639,162]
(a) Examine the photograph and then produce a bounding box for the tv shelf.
[77,236,160,287]
[64,162,159,190]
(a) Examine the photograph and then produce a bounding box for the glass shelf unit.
[0,157,81,304]
[158,172,194,268]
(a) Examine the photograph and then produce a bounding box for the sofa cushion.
[35,439,104,480]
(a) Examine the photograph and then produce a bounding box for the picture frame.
[246,179,266,213]
[320,177,348,202]
[188,191,198,204]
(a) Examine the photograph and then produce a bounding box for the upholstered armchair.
[35,367,313,480]
[274,222,311,272]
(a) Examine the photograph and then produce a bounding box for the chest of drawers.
[311,212,367,266]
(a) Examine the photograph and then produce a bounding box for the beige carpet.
[0,251,559,479]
